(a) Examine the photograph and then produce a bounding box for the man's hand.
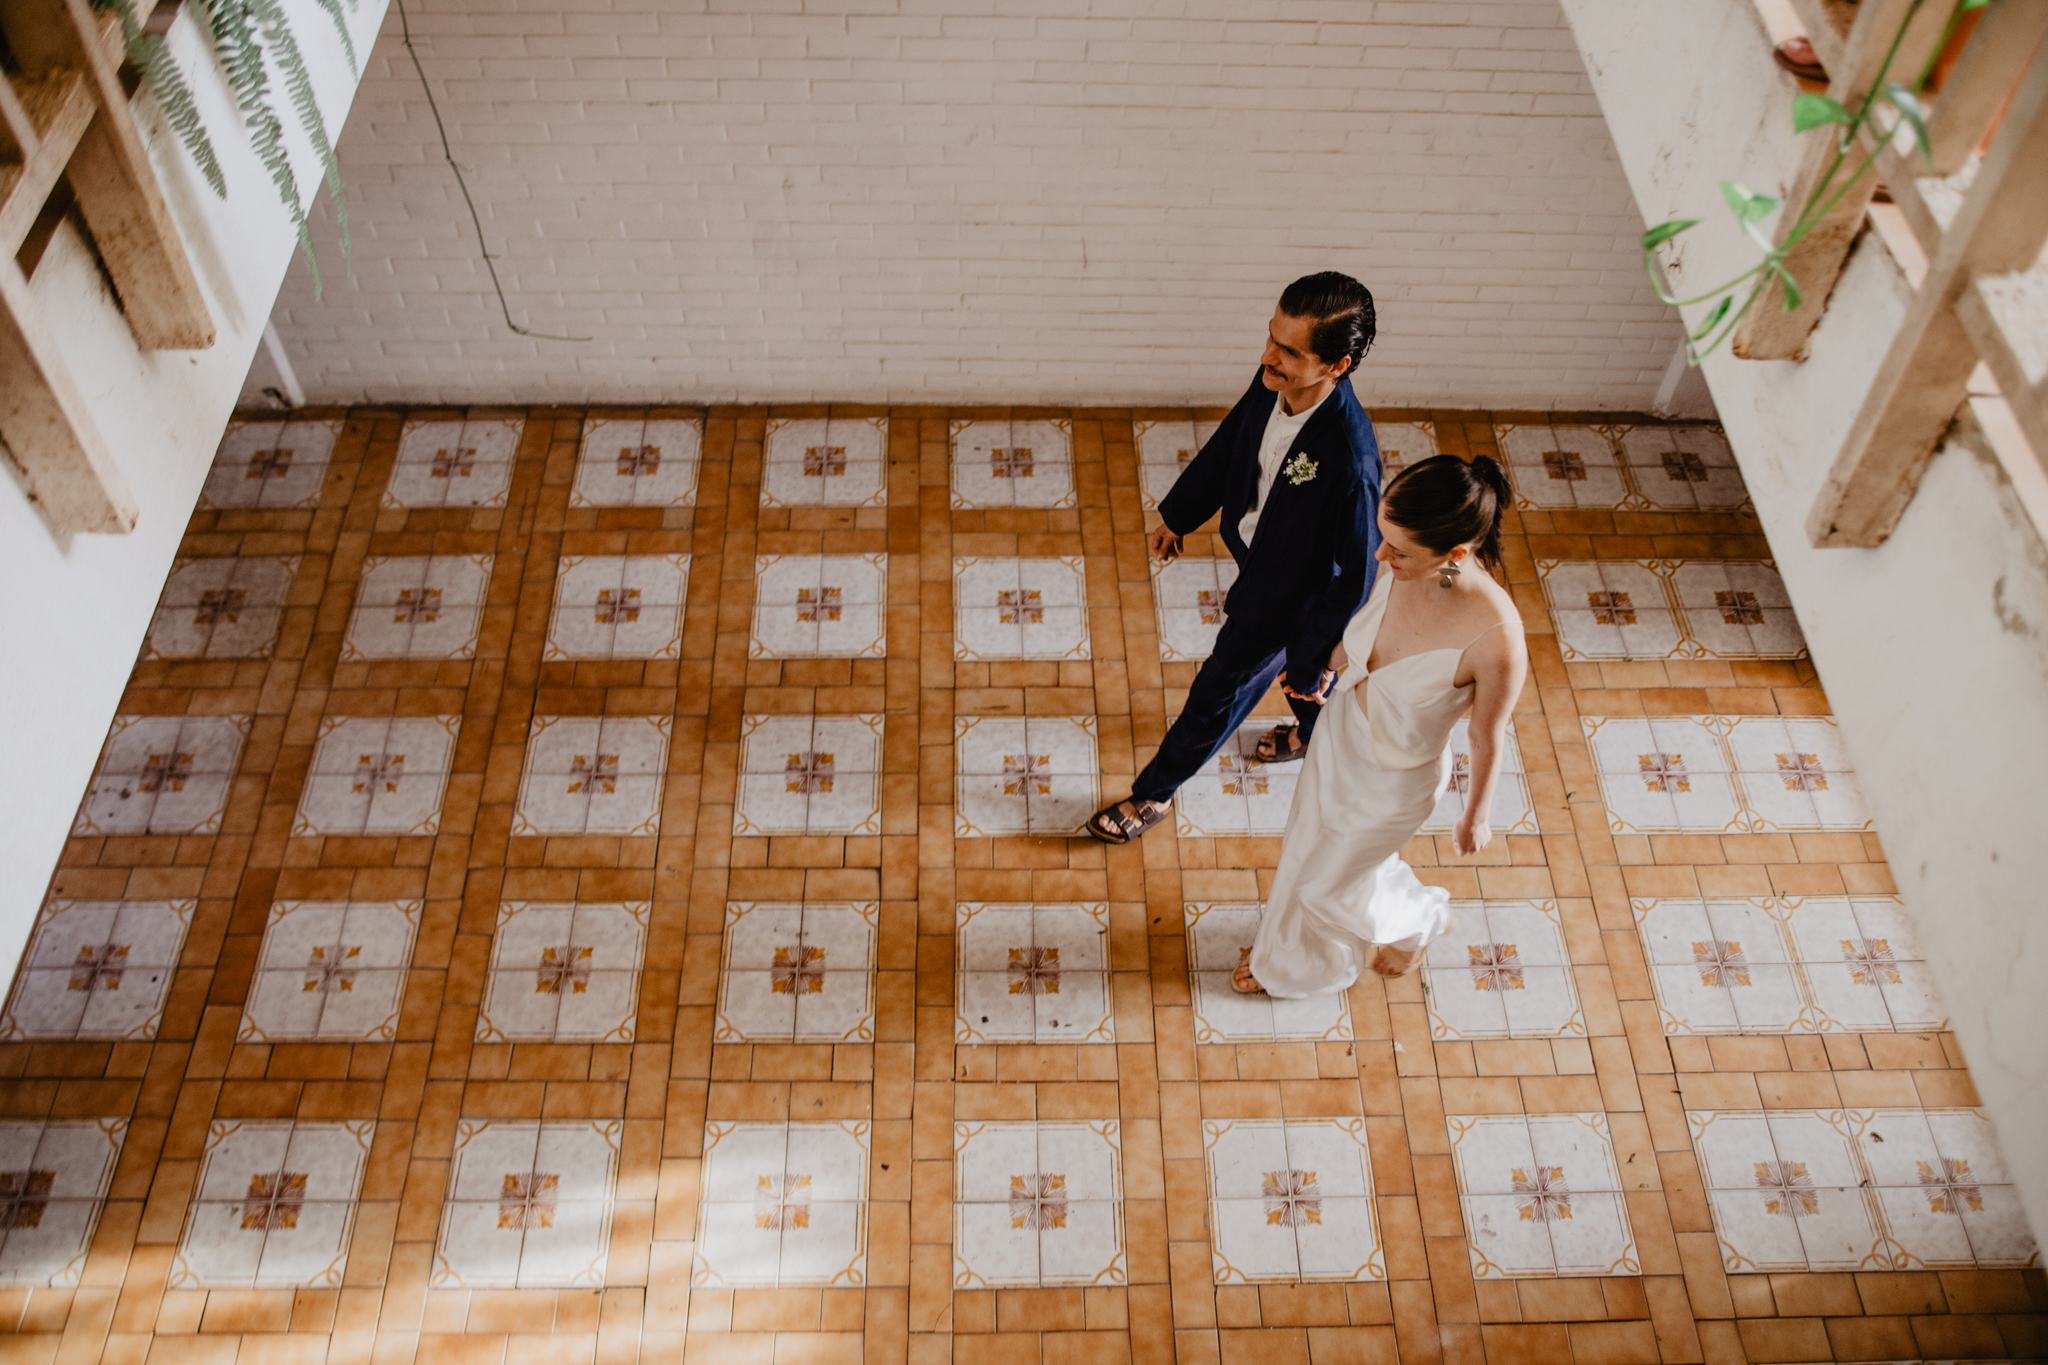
[1149,524,1183,563]
[1280,667,1337,704]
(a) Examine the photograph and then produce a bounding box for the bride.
[1233,453,1527,997]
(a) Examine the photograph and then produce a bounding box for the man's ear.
[1329,355,1354,380]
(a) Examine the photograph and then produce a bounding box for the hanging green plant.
[93,0,357,296]
[1640,0,1987,363]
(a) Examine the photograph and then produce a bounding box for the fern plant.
[93,0,356,296]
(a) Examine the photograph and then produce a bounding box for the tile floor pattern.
[1538,559,1805,663]
[199,417,340,510]
[142,556,300,661]
[11,406,2043,1365]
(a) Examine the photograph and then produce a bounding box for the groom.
[1088,272,1383,843]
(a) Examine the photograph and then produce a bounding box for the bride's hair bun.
[1381,453,1508,573]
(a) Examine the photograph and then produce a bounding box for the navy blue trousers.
[1130,613,1323,805]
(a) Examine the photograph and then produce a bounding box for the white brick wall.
[260,0,1684,407]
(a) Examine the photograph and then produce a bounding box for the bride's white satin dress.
[1247,570,1504,999]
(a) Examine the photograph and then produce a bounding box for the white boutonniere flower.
[1283,452,1318,486]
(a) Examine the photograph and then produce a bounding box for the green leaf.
[1776,263,1804,312]
[1962,0,1989,10]
[1792,92,1852,133]
[1692,295,1733,340]
[1641,218,1700,250]
[1885,83,1934,167]
[1720,180,1782,224]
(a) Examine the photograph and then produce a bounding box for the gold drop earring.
[1439,555,1462,589]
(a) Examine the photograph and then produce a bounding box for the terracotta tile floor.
[7,406,2044,1364]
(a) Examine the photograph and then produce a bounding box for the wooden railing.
[0,0,212,535]
[1736,0,2048,547]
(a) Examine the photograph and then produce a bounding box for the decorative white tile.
[1681,1108,2008,1273]
[1134,417,1220,510]
[955,903,1113,1044]
[478,902,650,1043]
[172,1120,372,1287]
[572,415,703,507]
[762,417,889,508]
[433,1120,620,1287]
[294,716,460,837]
[239,901,421,1043]
[954,556,1090,661]
[1538,560,1683,662]
[750,554,888,659]
[1635,895,1947,1036]
[545,555,690,660]
[1583,715,1739,834]
[513,716,670,837]
[1172,720,1300,837]
[1723,716,1871,832]
[1539,559,1805,662]
[1617,425,1750,512]
[1497,424,1628,509]
[1204,1118,1383,1284]
[200,418,340,510]
[693,1120,870,1287]
[954,1120,1124,1288]
[951,419,1075,509]
[1420,718,1539,835]
[342,555,493,661]
[0,1119,126,1286]
[734,714,884,836]
[75,715,249,836]
[1634,897,1803,1035]
[1422,900,1584,1041]
[954,716,1099,837]
[383,415,522,509]
[715,902,878,1044]
[0,900,193,1041]
[1449,1112,1639,1278]
[1150,555,1239,662]
[1184,903,1353,1043]
[1585,715,1869,834]
[144,557,299,660]
[1371,420,1437,480]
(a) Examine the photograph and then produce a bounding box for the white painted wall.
[0,0,389,983]
[255,0,1688,408]
[1557,0,2048,1240]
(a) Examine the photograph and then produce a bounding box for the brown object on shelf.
[1775,35,1830,88]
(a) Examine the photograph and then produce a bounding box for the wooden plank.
[1807,44,2048,547]
[56,0,211,348]
[0,63,36,158]
[0,68,93,254]
[1927,0,2048,174]
[0,252,137,534]
[1956,266,2048,477]
[1735,0,1952,360]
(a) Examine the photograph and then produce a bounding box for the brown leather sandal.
[1253,724,1307,764]
[1230,959,1265,995]
[1085,798,1169,845]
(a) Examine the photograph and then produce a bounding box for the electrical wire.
[392,0,590,342]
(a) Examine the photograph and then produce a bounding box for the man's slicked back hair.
[1278,272,1376,373]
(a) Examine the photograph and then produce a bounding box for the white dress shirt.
[1236,386,1332,547]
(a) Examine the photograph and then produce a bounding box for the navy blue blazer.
[1158,369,1382,688]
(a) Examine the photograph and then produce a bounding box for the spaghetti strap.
[1459,617,1519,651]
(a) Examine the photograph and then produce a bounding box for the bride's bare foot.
[1371,943,1420,977]
[1231,960,1264,994]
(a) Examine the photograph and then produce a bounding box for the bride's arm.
[1453,628,1529,856]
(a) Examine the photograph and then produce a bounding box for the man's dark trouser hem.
[1127,618,1323,806]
